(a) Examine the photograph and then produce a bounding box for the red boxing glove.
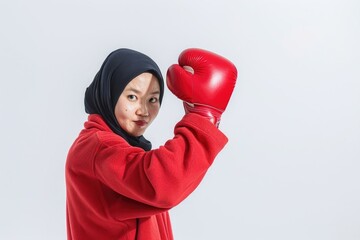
[166,48,237,127]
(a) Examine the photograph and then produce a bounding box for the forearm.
[95,113,227,209]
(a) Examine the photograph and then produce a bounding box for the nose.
[136,102,149,117]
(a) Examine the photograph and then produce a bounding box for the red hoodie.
[65,113,228,239]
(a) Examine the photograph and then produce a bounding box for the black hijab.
[84,48,164,151]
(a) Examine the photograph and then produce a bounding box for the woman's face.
[114,72,160,137]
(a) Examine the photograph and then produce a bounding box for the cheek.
[122,102,133,112]
[120,101,137,114]
[115,101,134,122]
[150,104,160,117]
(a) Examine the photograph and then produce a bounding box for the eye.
[127,95,137,101]
[149,97,158,103]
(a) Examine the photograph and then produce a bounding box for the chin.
[129,131,145,137]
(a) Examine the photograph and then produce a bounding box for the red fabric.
[65,113,228,240]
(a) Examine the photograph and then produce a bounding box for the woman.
[65,48,236,239]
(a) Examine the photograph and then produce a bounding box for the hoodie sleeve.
[93,113,228,219]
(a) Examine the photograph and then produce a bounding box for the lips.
[134,120,148,127]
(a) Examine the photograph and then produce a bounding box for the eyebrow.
[150,90,161,95]
[125,87,160,95]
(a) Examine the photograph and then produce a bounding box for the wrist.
[183,102,223,127]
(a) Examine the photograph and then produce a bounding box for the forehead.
[124,72,160,92]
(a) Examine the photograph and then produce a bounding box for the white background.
[1,0,359,239]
